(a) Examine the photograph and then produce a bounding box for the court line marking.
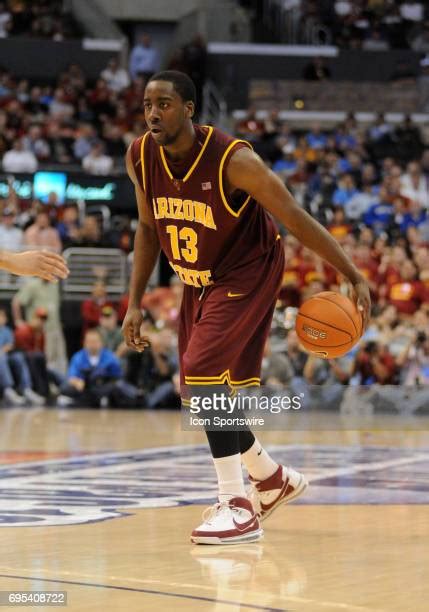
[0,573,287,611]
[0,567,384,612]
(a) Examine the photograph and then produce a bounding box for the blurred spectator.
[82,141,114,175]
[411,20,429,52]
[302,57,331,80]
[14,308,50,397]
[384,259,426,315]
[0,2,11,38]
[100,57,130,93]
[400,161,429,208]
[23,209,62,252]
[0,308,45,406]
[49,88,74,119]
[56,204,81,248]
[128,33,160,80]
[362,29,389,51]
[22,124,51,161]
[353,341,398,385]
[0,206,23,250]
[182,34,207,112]
[57,329,140,408]
[12,277,67,373]
[81,281,115,334]
[2,138,38,172]
[97,305,127,356]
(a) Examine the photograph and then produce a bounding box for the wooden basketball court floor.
[0,407,428,612]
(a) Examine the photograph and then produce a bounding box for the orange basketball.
[295,291,363,359]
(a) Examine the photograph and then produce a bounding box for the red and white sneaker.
[248,465,308,522]
[191,496,263,545]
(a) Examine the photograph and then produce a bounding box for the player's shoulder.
[128,130,151,161]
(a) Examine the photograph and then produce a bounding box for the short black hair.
[148,70,196,105]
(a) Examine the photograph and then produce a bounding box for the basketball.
[295,291,363,359]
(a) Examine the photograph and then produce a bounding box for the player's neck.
[162,123,197,162]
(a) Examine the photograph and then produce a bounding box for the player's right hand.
[121,307,151,352]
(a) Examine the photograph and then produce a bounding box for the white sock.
[213,453,246,502]
[241,438,278,481]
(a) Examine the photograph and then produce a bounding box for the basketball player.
[122,71,371,545]
[0,249,69,281]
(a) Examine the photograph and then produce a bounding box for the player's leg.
[233,298,308,521]
[179,287,261,545]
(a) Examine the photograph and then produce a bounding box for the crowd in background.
[1,107,429,410]
[0,0,79,40]
[0,5,429,411]
[0,32,207,176]
[242,0,429,50]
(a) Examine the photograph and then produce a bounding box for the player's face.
[144,80,193,146]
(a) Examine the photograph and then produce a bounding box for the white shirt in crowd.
[100,67,130,93]
[2,149,38,173]
[401,174,429,208]
[0,9,11,37]
[0,224,23,250]
[82,153,114,176]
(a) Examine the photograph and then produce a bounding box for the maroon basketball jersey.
[131,125,279,289]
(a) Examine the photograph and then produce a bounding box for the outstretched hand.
[7,250,69,281]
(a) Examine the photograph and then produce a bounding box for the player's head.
[144,70,196,146]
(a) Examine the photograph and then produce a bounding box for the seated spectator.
[353,340,398,385]
[56,204,81,247]
[81,281,115,334]
[57,329,140,408]
[0,308,45,406]
[23,209,62,252]
[0,206,23,251]
[100,57,130,93]
[22,124,50,161]
[14,308,50,397]
[385,259,426,316]
[75,215,105,248]
[235,109,265,144]
[400,161,429,208]
[332,174,359,206]
[97,305,126,355]
[2,138,38,173]
[306,124,327,149]
[363,186,394,234]
[73,123,97,160]
[327,206,353,242]
[48,87,74,119]
[82,141,114,175]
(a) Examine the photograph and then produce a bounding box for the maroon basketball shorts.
[178,238,285,389]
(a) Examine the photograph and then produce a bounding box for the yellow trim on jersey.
[218,139,252,218]
[185,369,260,388]
[140,131,150,192]
[159,125,214,183]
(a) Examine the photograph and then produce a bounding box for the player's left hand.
[350,279,371,331]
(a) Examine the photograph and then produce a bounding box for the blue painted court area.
[0,444,428,527]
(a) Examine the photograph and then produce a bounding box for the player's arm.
[122,142,160,351]
[226,148,371,327]
[0,249,69,281]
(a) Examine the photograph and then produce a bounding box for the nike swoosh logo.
[227,291,245,298]
[233,513,258,532]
